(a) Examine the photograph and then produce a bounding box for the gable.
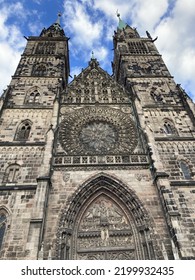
[62,59,130,104]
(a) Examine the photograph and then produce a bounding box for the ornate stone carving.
[59,107,138,155]
[56,174,157,260]
[63,173,70,182]
[79,121,117,153]
[74,195,135,259]
[78,252,104,260]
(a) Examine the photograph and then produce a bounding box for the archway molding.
[56,173,157,260]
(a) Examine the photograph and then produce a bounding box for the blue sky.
[0,0,195,100]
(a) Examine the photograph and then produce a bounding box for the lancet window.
[179,161,192,180]
[0,212,7,250]
[15,120,32,141]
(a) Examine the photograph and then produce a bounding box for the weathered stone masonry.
[0,16,195,260]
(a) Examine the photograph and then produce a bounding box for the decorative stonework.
[75,195,134,259]
[59,107,138,155]
[57,174,157,260]
[79,121,118,153]
[53,154,149,167]
[62,63,130,104]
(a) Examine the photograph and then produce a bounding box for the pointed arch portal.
[57,174,156,260]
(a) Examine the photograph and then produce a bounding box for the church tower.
[0,14,195,260]
[0,16,70,259]
[112,14,195,259]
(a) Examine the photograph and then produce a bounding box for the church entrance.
[58,175,155,260]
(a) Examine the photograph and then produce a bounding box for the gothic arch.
[14,119,32,141]
[162,118,177,135]
[25,87,41,104]
[176,156,192,180]
[0,207,10,251]
[57,173,158,260]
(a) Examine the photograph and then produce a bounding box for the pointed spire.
[89,51,99,68]
[116,11,127,30]
[91,51,95,60]
[40,13,65,37]
[56,12,62,25]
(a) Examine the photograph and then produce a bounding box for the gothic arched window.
[15,120,32,141]
[0,212,7,250]
[26,90,40,104]
[179,161,191,179]
[3,164,20,183]
[32,64,47,76]
[163,120,177,135]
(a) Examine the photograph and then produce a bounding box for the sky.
[0,0,195,100]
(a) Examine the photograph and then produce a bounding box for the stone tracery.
[59,107,138,155]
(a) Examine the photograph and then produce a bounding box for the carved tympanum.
[74,195,135,260]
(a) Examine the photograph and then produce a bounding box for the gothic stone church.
[0,16,195,260]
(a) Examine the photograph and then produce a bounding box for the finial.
[91,51,95,60]
[116,10,127,30]
[116,10,120,18]
[56,12,62,24]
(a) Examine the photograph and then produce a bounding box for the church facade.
[0,16,195,260]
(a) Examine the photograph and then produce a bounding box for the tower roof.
[114,13,140,39]
[117,12,127,30]
[40,13,66,38]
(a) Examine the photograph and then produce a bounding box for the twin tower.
[0,16,195,260]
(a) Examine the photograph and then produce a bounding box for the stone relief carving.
[62,173,70,182]
[61,65,130,104]
[74,195,135,259]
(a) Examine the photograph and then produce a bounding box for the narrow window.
[0,213,7,250]
[164,123,173,134]
[163,120,177,135]
[180,161,191,179]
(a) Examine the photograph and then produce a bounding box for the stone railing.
[53,154,149,166]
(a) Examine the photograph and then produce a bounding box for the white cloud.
[0,0,194,101]
[63,0,102,49]
[0,2,26,94]
[153,0,195,99]
[77,0,195,100]
[131,0,169,31]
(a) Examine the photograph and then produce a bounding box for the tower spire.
[116,11,127,30]
[56,12,62,25]
[39,12,65,37]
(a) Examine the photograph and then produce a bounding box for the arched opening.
[163,119,177,135]
[179,161,191,179]
[15,120,32,141]
[57,174,156,260]
[0,211,7,251]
